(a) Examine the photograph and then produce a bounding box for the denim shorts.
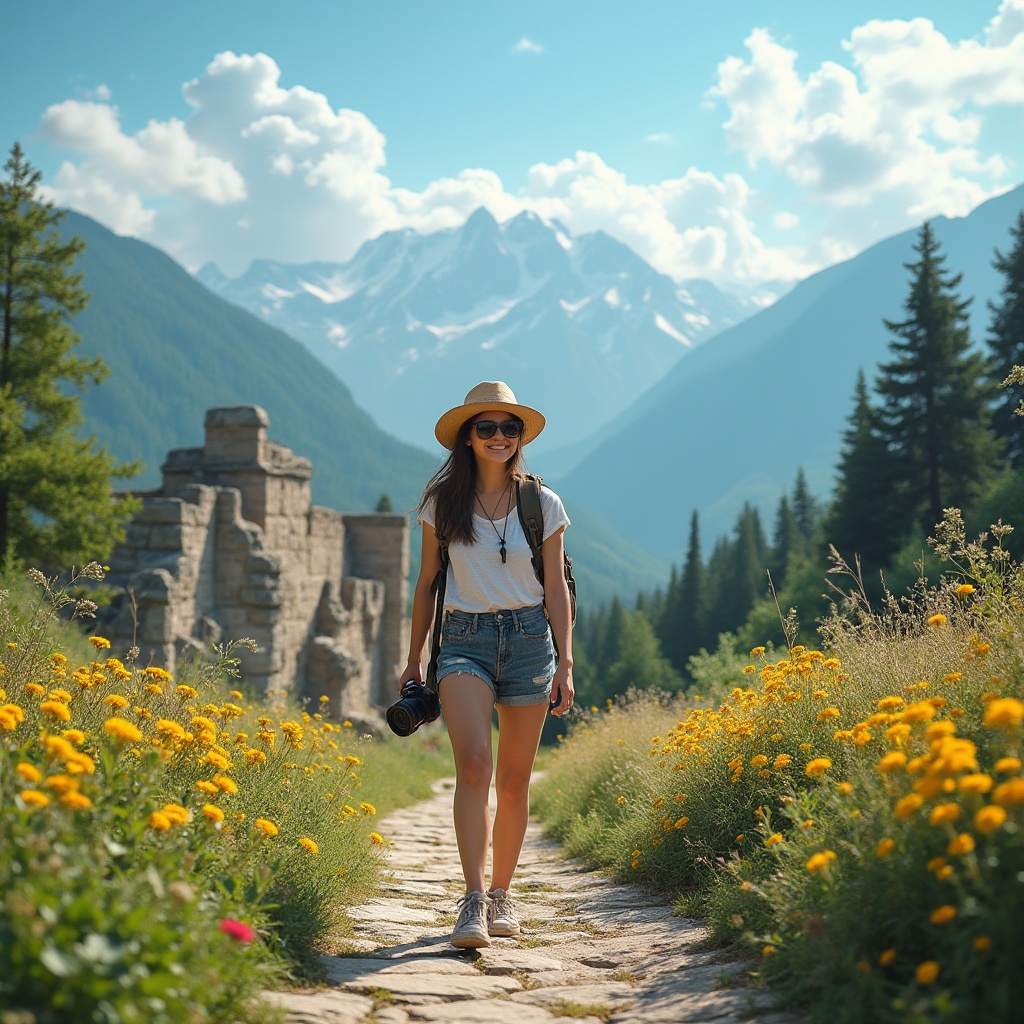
[436,603,555,707]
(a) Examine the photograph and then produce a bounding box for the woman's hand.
[398,657,424,693]
[549,661,574,716]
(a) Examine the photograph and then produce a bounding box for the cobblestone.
[267,778,804,1024]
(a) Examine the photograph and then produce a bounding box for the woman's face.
[466,409,522,466]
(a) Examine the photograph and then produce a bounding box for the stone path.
[264,778,802,1024]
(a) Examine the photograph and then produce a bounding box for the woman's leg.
[491,702,548,891]
[439,674,496,893]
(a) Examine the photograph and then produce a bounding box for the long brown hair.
[419,417,525,545]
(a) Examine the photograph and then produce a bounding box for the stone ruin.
[100,406,408,721]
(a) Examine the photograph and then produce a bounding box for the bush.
[0,564,450,1020]
[534,513,1024,1022]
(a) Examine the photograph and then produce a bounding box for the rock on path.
[264,778,803,1024]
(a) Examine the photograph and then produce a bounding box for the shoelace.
[490,890,515,920]
[456,892,489,926]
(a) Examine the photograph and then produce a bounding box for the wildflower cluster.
[534,533,1024,1022]
[0,569,397,1019]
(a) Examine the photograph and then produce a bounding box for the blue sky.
[3,1,1022,289]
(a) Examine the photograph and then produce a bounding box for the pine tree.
[875,222,1001,535]
[987,211,1024,469]
[605,610,683,696]
[824,370,906,566]
[791,468,817,539]
[0,143,137,566]
[657,510,706,674]
[706,504,768,636]
[770,493,800,584]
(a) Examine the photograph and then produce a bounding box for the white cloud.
[643,132,673,145]
[34,6,1024,290]
[512,37,544,55]
[709,7,1024,243]
[37,50,798,286]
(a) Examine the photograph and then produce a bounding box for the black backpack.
[516,473,577,626]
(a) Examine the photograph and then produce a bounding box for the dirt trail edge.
[264,777,804,1024]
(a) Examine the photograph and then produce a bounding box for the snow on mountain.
[196,208,759,452]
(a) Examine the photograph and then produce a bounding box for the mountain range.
[59,210,667,609]
[554,183,1024,560]
[197,208,766,453]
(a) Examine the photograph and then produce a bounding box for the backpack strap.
[424,540,450,693]
[515,474,545,585]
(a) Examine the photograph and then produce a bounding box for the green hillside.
[62,210,435,514]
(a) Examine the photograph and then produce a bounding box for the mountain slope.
[198,208,760,453]
[58,210,668,606]
[557,184,1024,561]
[62,210,436,514]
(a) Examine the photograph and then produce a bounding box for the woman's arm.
[398,522,443,691]
[542,525,574,715]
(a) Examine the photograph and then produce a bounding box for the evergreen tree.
[657,510,706,674]
[791,467,817,539]
[605,610,683,696]
[374,493,394,512]
[824,370,906,566]
[875,222,1001,535]
[705,504,768,637]
[987,210,1024,469]
[0,144,137,566]
[770,493,800,584]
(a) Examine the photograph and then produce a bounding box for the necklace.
[476,480,514,564]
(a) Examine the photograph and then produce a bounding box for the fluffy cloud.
[34,5,1024,288]
[38,49,798,285]
[710,0,1024,241]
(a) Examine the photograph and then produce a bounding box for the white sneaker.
[451,891,491,948]
[487,887,520,937]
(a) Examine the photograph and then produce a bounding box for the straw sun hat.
[434,381,546,450]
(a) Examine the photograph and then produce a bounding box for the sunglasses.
[473,419,523,440]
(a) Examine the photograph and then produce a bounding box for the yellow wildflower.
[947,833,975,857]
[806,850,836,874]
[255,818,279,837]
[930,905,956,925]
[202,804,225,823]
[974,805,1006,834]
[20,789,50,808]
[88,636,112,650]
[805,757,832,777]
[984,698,1024,728]
[104,717,142,743]
[40,700,71,723]
[148,811,172,831]
[916,962,940,984]
[300,838,319,854]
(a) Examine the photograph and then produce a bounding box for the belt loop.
[510,607,520,629]
[471,613,479,633]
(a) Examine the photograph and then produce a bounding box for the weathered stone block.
[137,498,185,525]
[149,525,183,550]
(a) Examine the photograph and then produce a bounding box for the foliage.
[875,222,1001,536]
[0,144,138,567]
[987,211,1024,468]
[0,564,452,1020]
[535,516,1024,1022]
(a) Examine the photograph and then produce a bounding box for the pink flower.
[219,918,255,943]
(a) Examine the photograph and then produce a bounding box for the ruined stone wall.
[101,406,409,721]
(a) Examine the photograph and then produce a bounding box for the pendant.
[500,542,507,564]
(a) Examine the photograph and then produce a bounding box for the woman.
[400,381,574,949]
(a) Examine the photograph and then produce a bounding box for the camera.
[386,680,442,736]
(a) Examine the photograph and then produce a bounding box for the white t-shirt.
[419,484,570,613]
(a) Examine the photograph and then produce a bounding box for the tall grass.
[0,565,451,1022]
[534,512,1024,1023]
